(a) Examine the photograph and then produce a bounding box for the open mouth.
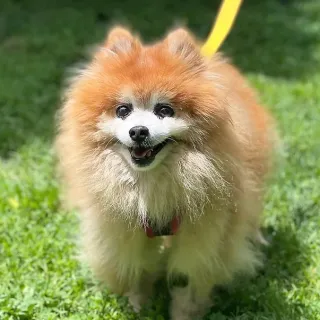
[129,139,170,166]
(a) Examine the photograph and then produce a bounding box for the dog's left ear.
[104,26,140,54]
[165,28,202,64]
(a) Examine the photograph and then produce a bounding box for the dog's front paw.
[171,306,196,320]
[170,287,212,320]
[171,304,205,320]
[125,291,148,313]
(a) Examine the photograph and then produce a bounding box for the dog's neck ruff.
[144,217,180,238]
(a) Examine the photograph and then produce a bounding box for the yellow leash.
[201,0,243,57]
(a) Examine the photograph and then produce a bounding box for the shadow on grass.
[206,225,309,319]
[0,0,318,157]
[222,0,319,80]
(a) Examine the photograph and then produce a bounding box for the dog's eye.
[116,104,133,119]
[154,104,174,118]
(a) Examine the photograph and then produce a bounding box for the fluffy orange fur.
[56,26,278,319]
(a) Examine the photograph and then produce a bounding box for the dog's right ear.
[104,26,140,55]
[165,28,203,66]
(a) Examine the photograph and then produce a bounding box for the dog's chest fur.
[89,148,230,228]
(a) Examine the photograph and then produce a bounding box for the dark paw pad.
[169,273,189,288]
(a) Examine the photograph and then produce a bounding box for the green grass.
[1,0,320,319]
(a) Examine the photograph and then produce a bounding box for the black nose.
[129,126,149,142]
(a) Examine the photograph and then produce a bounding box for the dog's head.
[66,27,230,171]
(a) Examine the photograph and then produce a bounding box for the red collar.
[145,217,180,238]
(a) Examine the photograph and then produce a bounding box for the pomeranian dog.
[56,26,278,319]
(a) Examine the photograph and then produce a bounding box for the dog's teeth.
[146,150,152,157]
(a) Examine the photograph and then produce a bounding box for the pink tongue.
[133,149,152,158]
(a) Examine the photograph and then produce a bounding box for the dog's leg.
[80,211,162,311]
[125,270,158,312]
[167,211,262,320]
[166,214,230,320]
[124,235,165,312]
[169,273,213,320]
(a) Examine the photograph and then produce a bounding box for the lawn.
[0,0,320,319]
